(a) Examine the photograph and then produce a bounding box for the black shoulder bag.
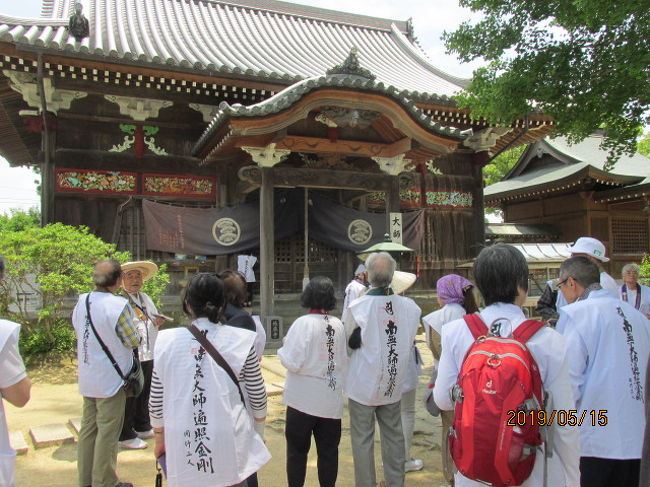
[85,294,144,397]
[187,324,245,403]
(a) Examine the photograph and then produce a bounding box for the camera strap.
[85,293,133,383]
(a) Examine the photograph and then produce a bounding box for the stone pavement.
[6,335,450,487]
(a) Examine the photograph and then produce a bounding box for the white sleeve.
[277,320,307,373]
[544,355,581,487]
[252,316,266,360]
[432,325,459,411]
[563,324,589,405]
[0,327,26,389]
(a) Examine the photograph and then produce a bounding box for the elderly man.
[0,255,31,487]
[536,236,617,324]
[434,244,580,487]
[118,261,164,450]
[620,263,650,318]
[556,256,650,487]
[344,252,421,487]
[72,260,139,487]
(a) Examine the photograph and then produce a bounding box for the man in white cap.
[536,236,618,324]
[118,261,165,450]
[341,264,367,325]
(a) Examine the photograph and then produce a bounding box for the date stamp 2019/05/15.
[507,409,608,427]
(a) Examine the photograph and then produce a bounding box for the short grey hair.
[622,263,640,276]
[560,256,600,289]
[93,259,122,288]
[365,252,396,288]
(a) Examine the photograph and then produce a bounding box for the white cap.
[354,264,366,276]
[569,237,609,263]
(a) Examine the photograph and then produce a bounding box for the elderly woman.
[118,261,164,450]
[149,273,270,487]
[620,263,650,318]
[278,276,348,487]
[422,274,478,485]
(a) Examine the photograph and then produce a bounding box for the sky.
[0,0,485,216]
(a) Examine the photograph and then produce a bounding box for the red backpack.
[449,314,545,487]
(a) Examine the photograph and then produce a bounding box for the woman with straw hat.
[118,261,166,450]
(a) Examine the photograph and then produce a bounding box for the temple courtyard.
[7,335,448,487]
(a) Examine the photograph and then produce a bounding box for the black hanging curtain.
[143,189,423,255]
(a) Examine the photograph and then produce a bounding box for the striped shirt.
[149,345,267,427]
[114,304,140,348]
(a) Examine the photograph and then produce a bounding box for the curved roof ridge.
[0,14,67,26]
[193,73,471,156]
[198,0,409,33]
[40,0,76,20]
[389,24,470,89]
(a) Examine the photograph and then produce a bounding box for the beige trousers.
[78,388,127,487]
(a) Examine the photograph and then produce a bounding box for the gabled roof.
[193,72,471,157]
[485,133,650,203]
[0,0,470,96]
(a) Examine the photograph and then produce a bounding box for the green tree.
[0,207,39,232]
[444,0,649,168]
[0,215,170,361]
[639,132,650,158]
[483,145,525,187]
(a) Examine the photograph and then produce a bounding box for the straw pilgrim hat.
[391,270,417,295]
[121,261,158,281]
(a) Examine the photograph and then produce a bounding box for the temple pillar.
[241,144,290,322]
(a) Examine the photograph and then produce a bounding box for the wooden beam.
[238,165,392,192]
[266,135,412,158]
[54,148,211,174]
[57,112,195,130]
[229,89,461,153]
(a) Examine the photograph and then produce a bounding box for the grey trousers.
[77,388,126,487]
[349,398,405,487]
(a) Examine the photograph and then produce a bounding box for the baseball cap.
[569,237,610,263]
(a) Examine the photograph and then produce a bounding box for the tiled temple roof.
[484,134,649,203]
[0,0,470,96]
[193,71,472,156]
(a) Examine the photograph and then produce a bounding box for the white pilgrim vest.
[153,319,271,487]
[345,292,421,406]
[72,292,134,398]
[342,279,366,323]
[620,284,650,316]
[125,291,158,362]
[559,290,650,458]
[0,320,21,487]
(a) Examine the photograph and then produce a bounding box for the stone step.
[68,417,82,436]
[9,432,28,455]
[29,423,75,449]
[260,360,287,379]
[266,384,284,397]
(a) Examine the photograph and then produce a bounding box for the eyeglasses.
[552,277,571,291]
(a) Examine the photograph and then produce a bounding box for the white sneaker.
[135,429,154,439]
[405,458,424,473]
[119,437,148,450]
